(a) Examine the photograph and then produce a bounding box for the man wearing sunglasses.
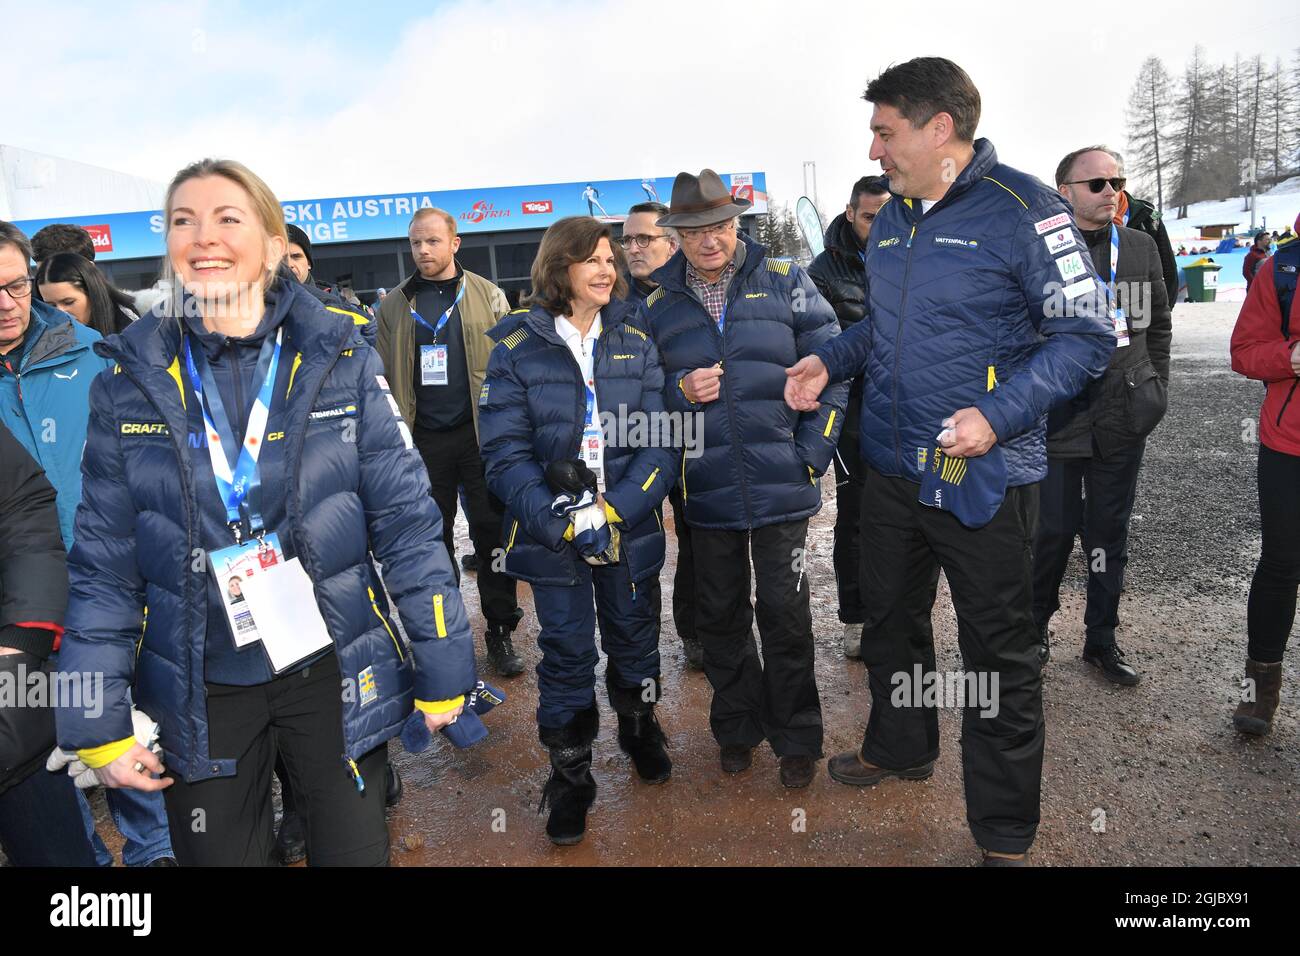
[1033,146,1172,684]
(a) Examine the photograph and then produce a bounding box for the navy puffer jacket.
[640,232,848,531]
[55,281,476,785]
[816,139,1116,487]
[478,302,676,587]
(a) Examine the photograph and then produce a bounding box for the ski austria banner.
[13,172,769,263]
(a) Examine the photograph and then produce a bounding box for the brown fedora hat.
[656,168,752,228]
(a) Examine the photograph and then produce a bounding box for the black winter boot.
[608,674,671,784]
[485,623,525,677]
[537,705,599,846]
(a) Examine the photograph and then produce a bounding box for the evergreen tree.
[1125,56,1173,210]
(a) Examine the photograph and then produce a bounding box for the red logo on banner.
[84,224,113,253]
[460,201,511,224]
[522,200,553,215]
[730,185,754,203]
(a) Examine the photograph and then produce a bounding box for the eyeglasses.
[0,276,33,300]
[1062,177,1126,194]
[616,234,670,249]
[677,221,734,241]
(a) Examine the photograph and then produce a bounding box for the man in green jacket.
[377,208,524,676]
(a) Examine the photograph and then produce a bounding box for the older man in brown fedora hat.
[636,169,848,789]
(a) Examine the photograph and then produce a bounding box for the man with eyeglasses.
[809,175,890,660]
[0,222,115,549]
[619,202,679,305]
[640,169,847,789]
[0,222,178,869]
[1033,146,1171,683]
[616,203,704,670]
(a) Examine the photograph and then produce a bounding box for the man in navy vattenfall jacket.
[786,58,1114,865]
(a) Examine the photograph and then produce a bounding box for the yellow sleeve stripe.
[433,594,447,638]
[77,736,136,769]
[166,356,186,410]
[326,306,369,326]
[982,177,1028,209]
[414,695,466,715]
[646,287,665,307]
[765,259,792,275]
[640,467,660,492]
[564,523,575,541]
[287,352,304,396]
[987,365,998,391]
[604,502,624,525]
[823,409,837,438]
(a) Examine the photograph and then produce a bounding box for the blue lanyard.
[583,381,596,427]
[1109,223,1124,321]
[717,301,728,333]
[183,329,283,541]
[410,279,465,342]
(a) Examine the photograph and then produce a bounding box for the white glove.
[46,746,97,789]
[46,707,162,789]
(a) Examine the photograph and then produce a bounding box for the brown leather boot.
[1232,658,1283,736]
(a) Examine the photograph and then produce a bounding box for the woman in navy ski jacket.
[54,159,476,866]
[478,217,675,846]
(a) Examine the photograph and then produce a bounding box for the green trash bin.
[1183,259,1221,303]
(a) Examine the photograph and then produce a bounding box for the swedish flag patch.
[479,381,490,405]
[358,666,377,707]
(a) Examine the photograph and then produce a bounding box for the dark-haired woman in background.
[37,252,136,338]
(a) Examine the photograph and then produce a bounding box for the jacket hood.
[1122,192,1159,227]
[19,299,97,369]
[488,300,632,347]
[98,277,356,375]
[823,211,863,257]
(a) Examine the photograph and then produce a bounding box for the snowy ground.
[43,301,1299,869]
[1162,175,1300,243]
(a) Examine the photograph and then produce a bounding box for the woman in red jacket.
[1229,240,1300,736]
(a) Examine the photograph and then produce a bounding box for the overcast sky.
[6,0,1298,216]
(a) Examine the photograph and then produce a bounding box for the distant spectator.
[1244,231,1272,288]
[31,223,96,264]
[37,253,136,339]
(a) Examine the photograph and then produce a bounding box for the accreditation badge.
[208,532,286,648]
[420,344,449,386]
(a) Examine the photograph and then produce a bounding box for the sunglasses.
[1062,177,1126,194]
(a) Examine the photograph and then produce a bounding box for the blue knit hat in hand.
[917,441,1008,530]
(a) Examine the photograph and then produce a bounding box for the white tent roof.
[0,144,165,221]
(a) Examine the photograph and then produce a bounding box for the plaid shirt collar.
[685,258,737,324]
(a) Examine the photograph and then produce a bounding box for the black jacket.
[807,212,866,332]
[0,422,68,791]
[1047,224,1172,458]
[1123,193,1178,306]
[0,422,67,659]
